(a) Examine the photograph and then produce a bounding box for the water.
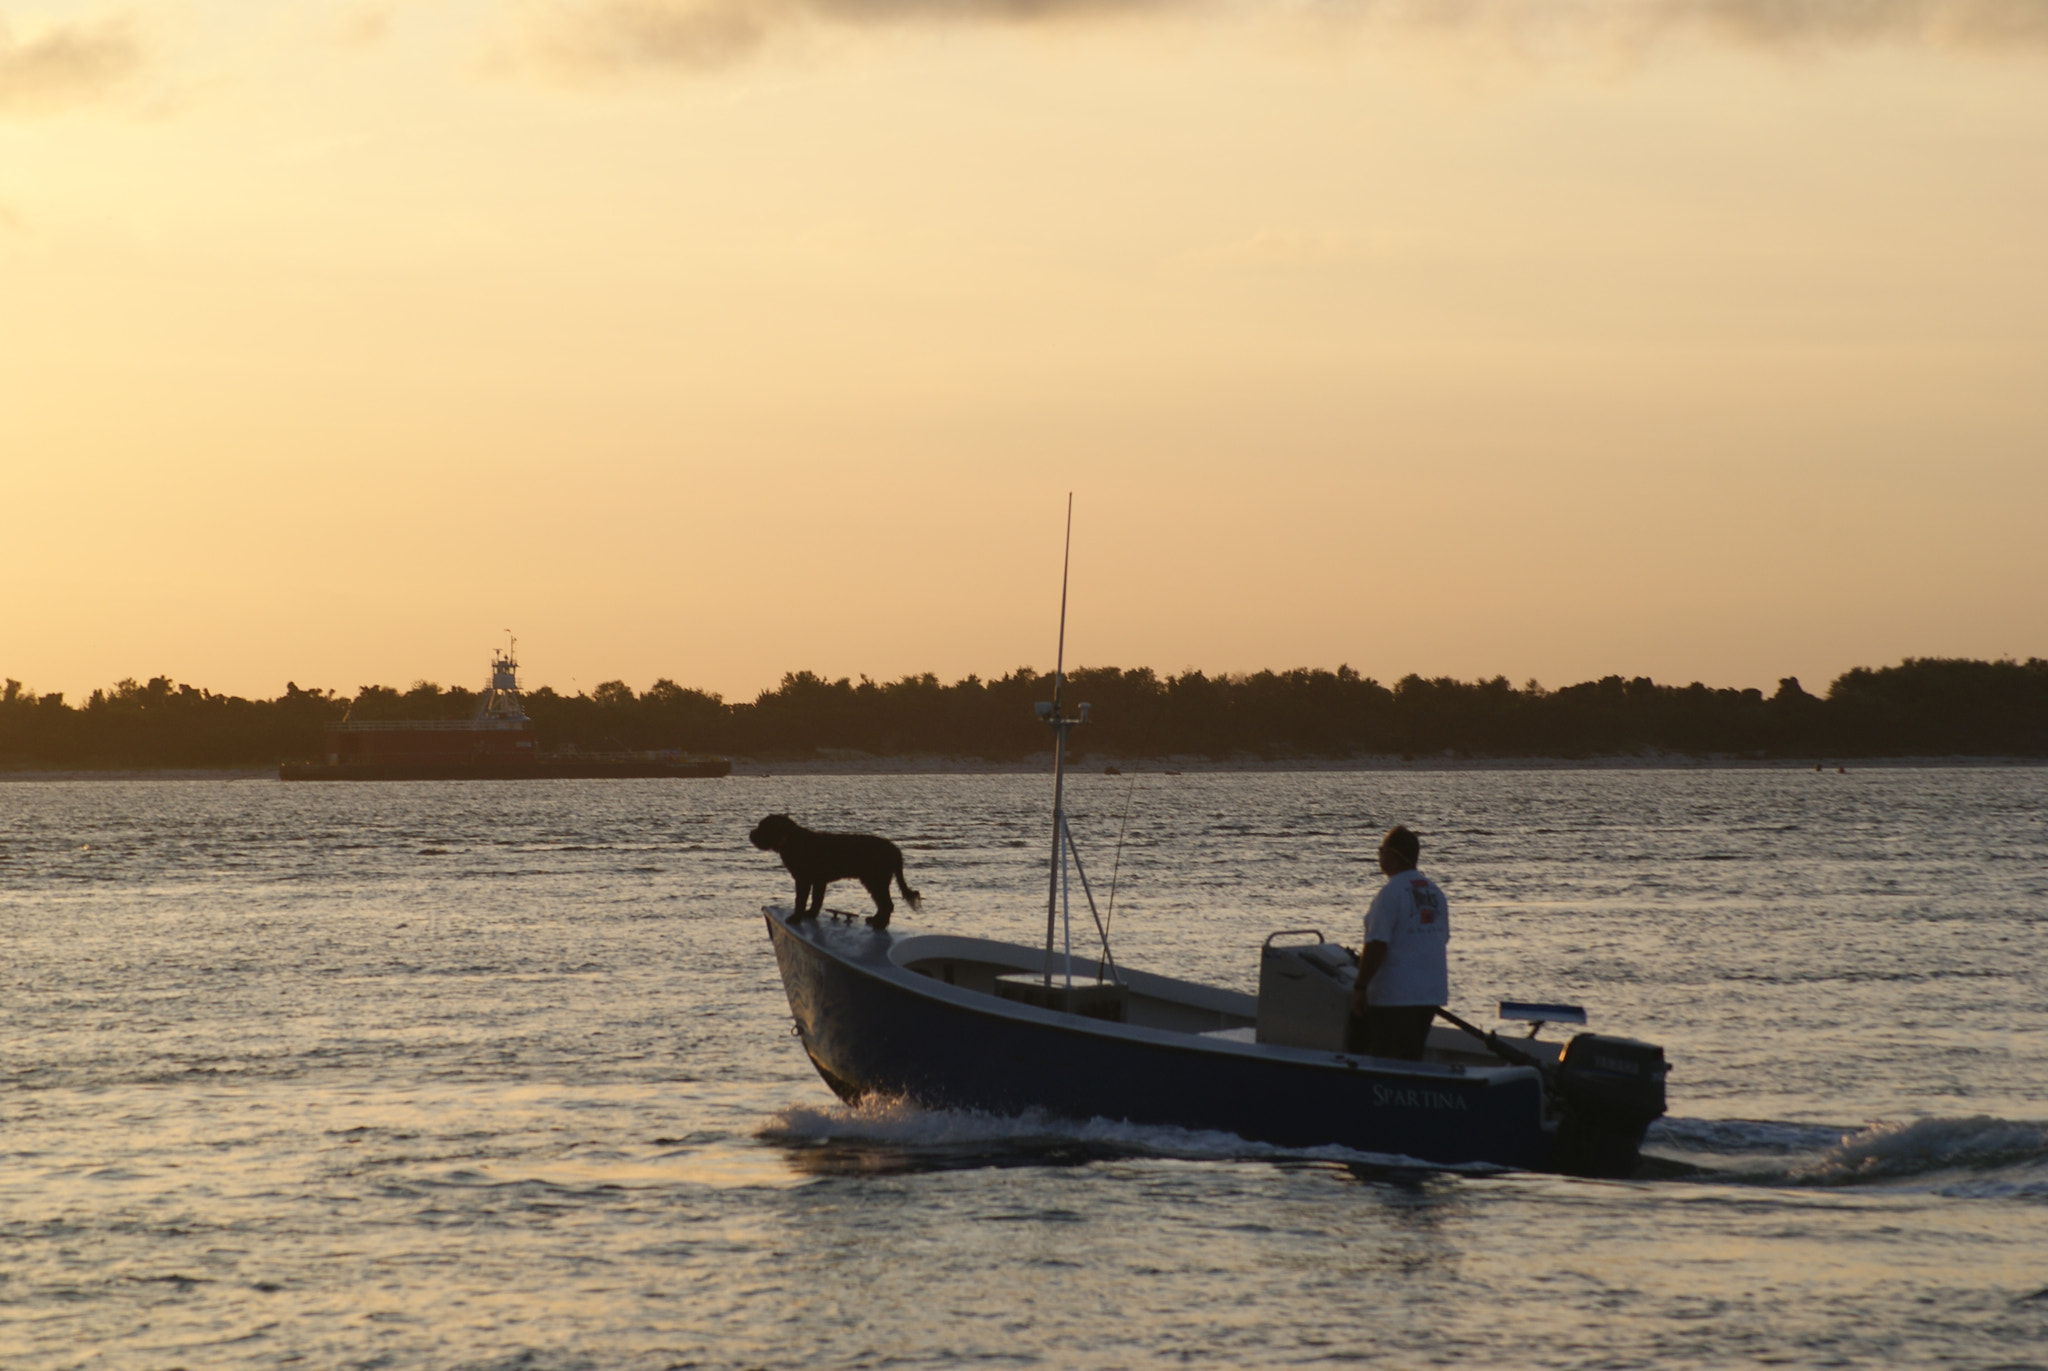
[2,769,2045,1369]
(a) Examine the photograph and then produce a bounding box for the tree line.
[2,657,2043,769]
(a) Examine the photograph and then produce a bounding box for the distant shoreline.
[5,754,2046,782]
[9,659,2042,769]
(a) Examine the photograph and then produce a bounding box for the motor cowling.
[1549,1033,1668,1179]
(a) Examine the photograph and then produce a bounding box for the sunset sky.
[5,1,2045,705]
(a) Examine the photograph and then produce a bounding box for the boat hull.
[765,907,1555,1170]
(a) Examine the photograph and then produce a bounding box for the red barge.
[279,645,731,782]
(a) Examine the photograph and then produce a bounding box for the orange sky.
[5,2,2045,704]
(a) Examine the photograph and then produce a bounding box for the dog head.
[749,813,797,851]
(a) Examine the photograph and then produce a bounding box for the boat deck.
[888,930,1549,1072]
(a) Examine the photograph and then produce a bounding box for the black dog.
[749,814,922,929]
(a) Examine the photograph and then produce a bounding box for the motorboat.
[760,502,1668,1177]
[764,911,1666,1176]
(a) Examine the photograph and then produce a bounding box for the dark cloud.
[1420,0,2048,54]
[521,0,2048,75]
[534,0,786,71]
[0,17,142,114]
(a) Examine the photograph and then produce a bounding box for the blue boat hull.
[765,908,1557,1170]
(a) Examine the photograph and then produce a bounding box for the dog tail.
[896,862,922,913]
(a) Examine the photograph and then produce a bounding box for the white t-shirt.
[1362,868,1450,1007]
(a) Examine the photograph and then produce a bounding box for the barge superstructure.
[279,644,730,781]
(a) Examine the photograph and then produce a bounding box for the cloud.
[1665,0,2048,48]
[528,0,788,71]
[516,0,2048,76]
[1396,0,2048,57]
[0,17,143,114]
[519,0,1191,75]
[336,3,398,49]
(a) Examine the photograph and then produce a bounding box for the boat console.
[1255,931,1356,1050]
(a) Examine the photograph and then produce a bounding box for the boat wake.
[1646,1114,2048,1198]
[758,1098,2048,1195]
[758,1095,1507,1177]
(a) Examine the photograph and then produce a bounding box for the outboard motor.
[1549,1034,1668,1179]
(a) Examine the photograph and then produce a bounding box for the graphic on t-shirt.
[1410,879,1439,924]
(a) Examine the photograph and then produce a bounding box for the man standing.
[1345,824,1449,1061]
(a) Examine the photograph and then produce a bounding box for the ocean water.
[2,768,2045,1370]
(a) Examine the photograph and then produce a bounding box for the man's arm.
[1350,940,1389,1013]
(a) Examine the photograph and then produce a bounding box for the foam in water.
[1649,1116,1849,1156]
[758,1095,1507,1173]
[1798,1115,2048,1187]
[769,1103,2048,1191]
[1648,1114,2048,1194]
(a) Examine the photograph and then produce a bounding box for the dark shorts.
[1345,1005,1436,1061]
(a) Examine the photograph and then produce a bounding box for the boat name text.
[1373,1084,1470,1111]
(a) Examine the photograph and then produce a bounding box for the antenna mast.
[1033,497,1116,993]
[1042,495,1080,986]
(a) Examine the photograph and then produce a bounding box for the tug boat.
[280,643,730,781]
[762,503,1668,1177]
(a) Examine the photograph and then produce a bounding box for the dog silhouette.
[749,813,922,929]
